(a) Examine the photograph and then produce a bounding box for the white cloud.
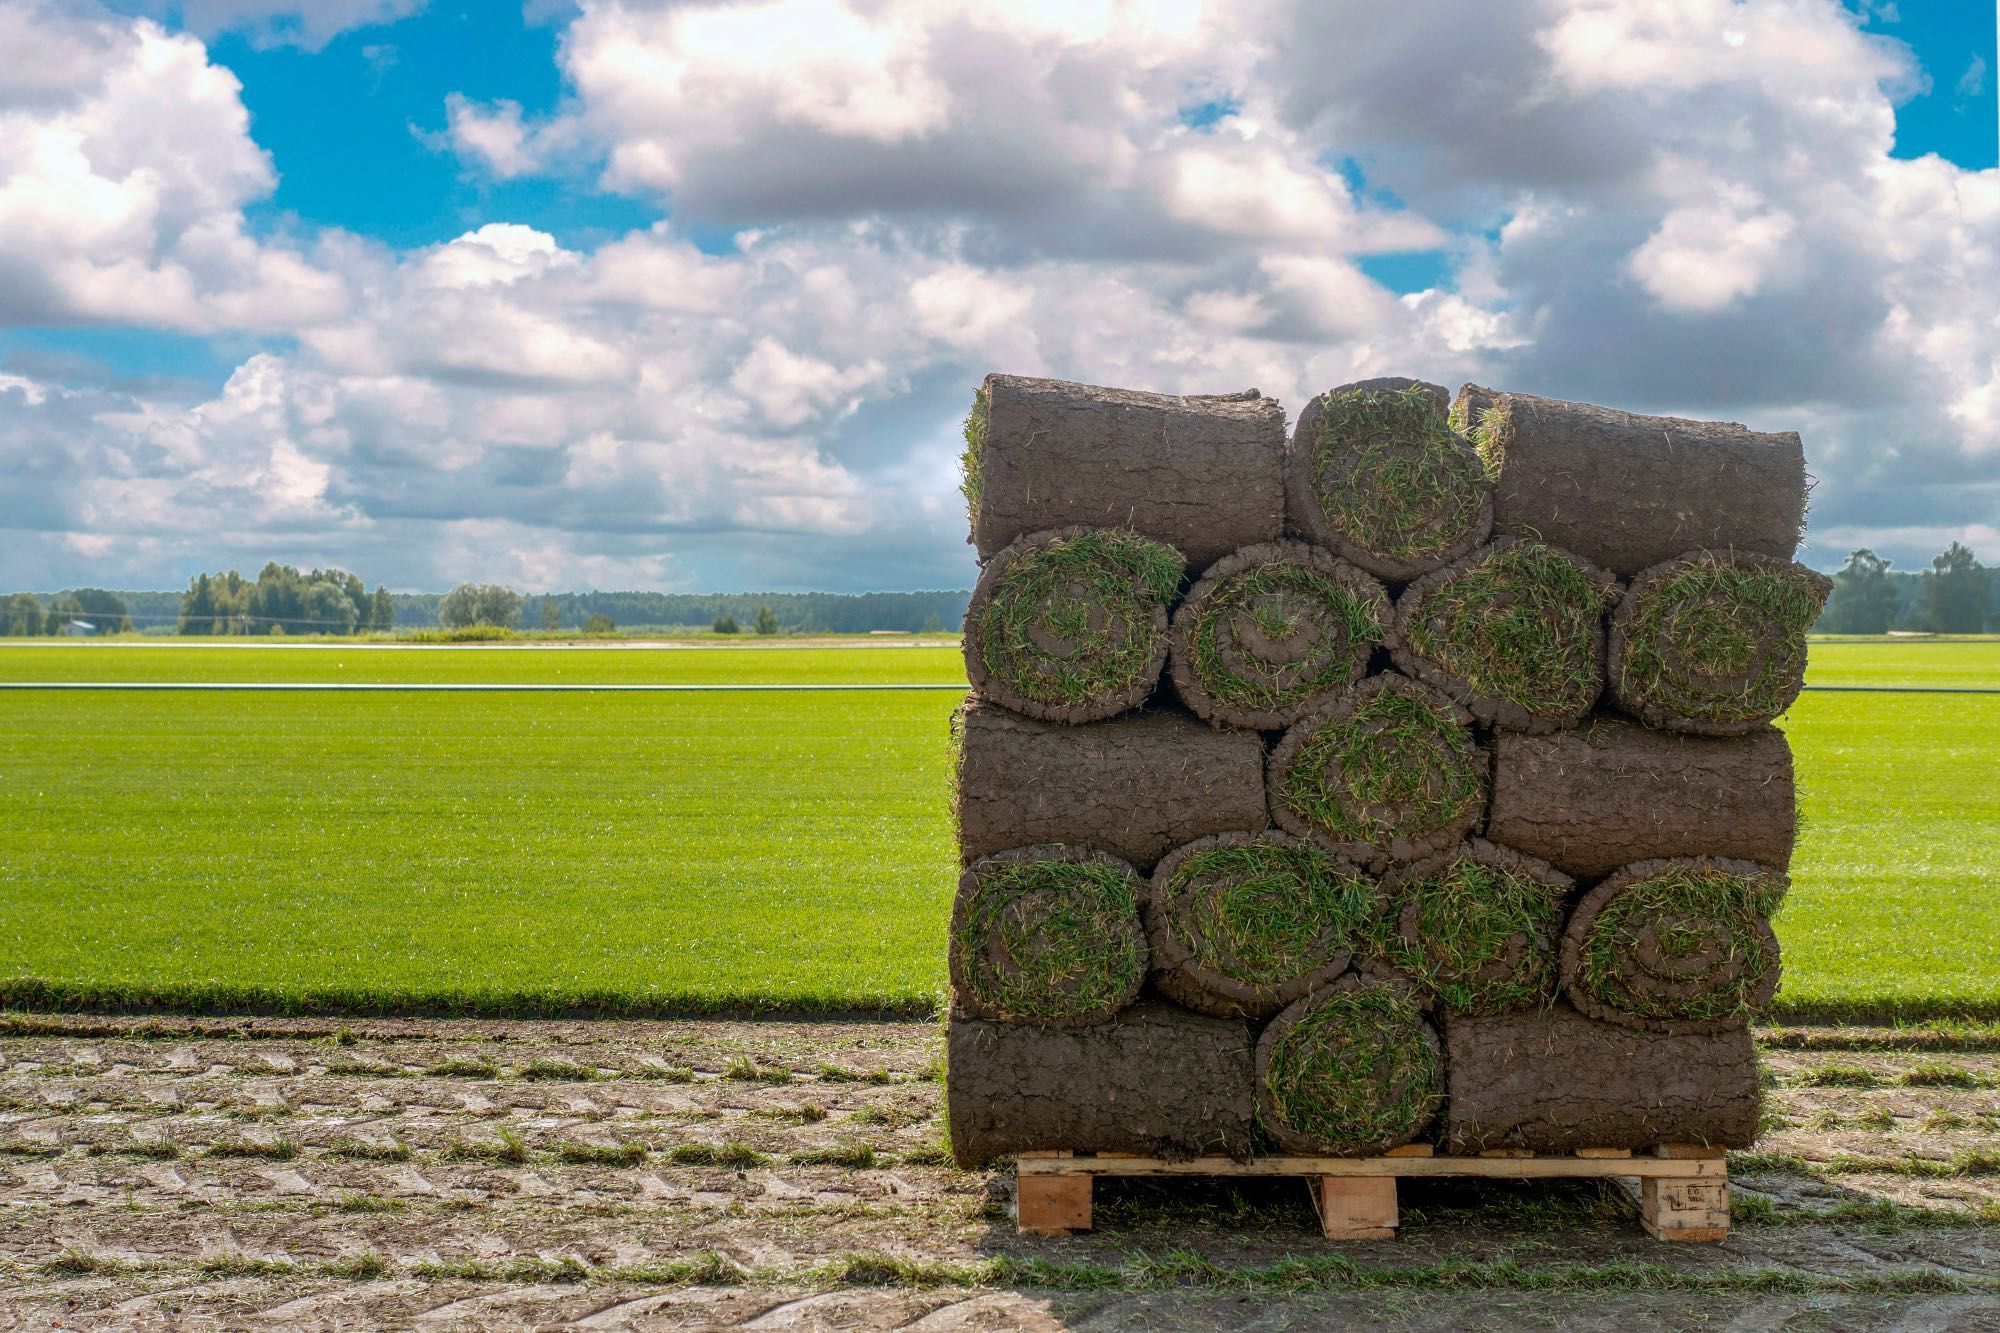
[1628,189,1797,312]
[118,0,426,50]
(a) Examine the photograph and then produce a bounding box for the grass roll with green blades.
[1266,673,1486,871]
[949,845,1148,1027]
[1392,537,1620,734]
[1560,857,1787,1035]
[1285,377,1493,583]
[1255,976,1443,1155]
[1609,550,1833,735]
[1373,838,1574,1016]
[1146,832,1383,1019]
[963,526,1184,724]
[1167,541,1391,730]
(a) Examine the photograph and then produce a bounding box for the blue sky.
[2,0,1997,593]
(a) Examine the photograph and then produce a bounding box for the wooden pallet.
[1015,1143,1729,1242]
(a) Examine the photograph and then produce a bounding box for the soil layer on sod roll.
[955,698,1268,873]
[1285,377,1493,583]
[1443,1003,1761,1152]
[1451,384,1808,577]
[1487,717,1797,879]
[948,844,1147,1027]
[963,526,1183,724]
[967,374,1286,571]
[1560,857,1787,1035]
[946,1001,1255,1167]
[1146,831,1383,1019]
[1168,540,1392,730]
[1373,838,1574,1016]
[1265,672,1486,872]
[1392,536,1620,734]
[1255,976,1443,1155]
[1608,551,1833,736]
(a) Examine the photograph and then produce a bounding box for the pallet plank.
[1013,1154,1722,1180]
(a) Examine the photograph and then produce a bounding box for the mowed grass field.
[0,638,1995,1019]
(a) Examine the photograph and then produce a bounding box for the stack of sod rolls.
[946,371,1830,1171]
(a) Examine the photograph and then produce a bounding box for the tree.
[179,573,216,635]
[583,612,616,635]
[44,595,83,635]
[754,604,779,635]
[920,612,945,634]
[712,612,740,634]
[1822,549,1899,634]
[66,588,131,634]
[1921,542,1988,633]
[2,593,43,636]
[439,582,524,629]
[369,587,395,632]
[540,599,561,632]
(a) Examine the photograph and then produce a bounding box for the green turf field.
[0,639,1993,1018]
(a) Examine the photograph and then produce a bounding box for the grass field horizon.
[1,639,1994,1021]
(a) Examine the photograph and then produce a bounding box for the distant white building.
[59,619,95,637]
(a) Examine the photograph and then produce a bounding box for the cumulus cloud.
[111,0,426,50]
[6,0,2000,592]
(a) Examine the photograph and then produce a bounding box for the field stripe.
[0,681,969,692]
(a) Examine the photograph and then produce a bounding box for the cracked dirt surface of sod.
[3,1015,1999,1330]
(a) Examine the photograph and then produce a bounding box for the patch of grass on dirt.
[551,1139,649,1167]
[1262,985,1440,1149]
[665,1140,769,1168]
[1792,1061,1880,1088]
[1400,540,1614,720]
[951,852,1144,1024]
[424,1056,501,1079]
[440,1127,529,1165]
[196,1253,297,1278]
[322,1137,410,1162]
[517,1056,599,1081]
[1308,383,1489,564]
[1896,1060,1992,1088]
[755,1102,828,1123]
[815,1062,893,1084]
[38,1249,131,1277]
[1616,555,1828,725]
[791,1140,880,1168]
[722,1055,794,1084]
[319,1251,389,1280]
[975,528,1182,709]
[93,1135,182,1159]
[1573,865,1782,1025]
[334,1192,406,1213]
[205,1135,295,1161]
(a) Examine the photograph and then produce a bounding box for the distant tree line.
[0,589,133,635]
[1817,542,1998,634]
[177,564,393,636]
[520,589,969,634]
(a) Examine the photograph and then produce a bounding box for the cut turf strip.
[1444,1004,1763,1152]
[1392,537,1620,734]
[1285,377,1493,582]
[1609,551,1833,735]
[945,1001,1255,1166]
[966,375,1286,570]
[962,527,1182,724]
[1562,857,1788,1034]
[948,845,1147,1027]
[1373,838,1574,1016]
[1255,976,1443,1155]
[1167,540,1391,730]
[1265,672,1486,872]
[1145,831,1382,1019]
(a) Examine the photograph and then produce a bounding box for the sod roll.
[1285,377,1493,582]
[1391,537,1620,734]
[1146,831,1383,1019]
[966,375,1286,571]
[1374,838,1574,1016]
[949,844,1148,1027]
[955,697,1268,873]
[1255,977,1443,1155]
[947,1002,1255,1167]
[1560,857,1787,1035]
[1443,1004,1761,1152]
[1167,540,1392,730]
[1607,551,1833,736]
[1487,718,1797,880]
[1266,672,1487,871]
[1451,385,1808,577]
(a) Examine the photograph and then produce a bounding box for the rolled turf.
[1487,717,1797,879]
[1560,857,1787,1035]
[1608,551,1833,736]
[1255,977,1443,1155]
[962,526,1184,724]
[954,697,1268,873]
[948,844,1148,1027]
[1285,377,1493,582]
[1265,672,1486,871]
[1146,831,1383,1019]
[966,375,1287,571]
[1167,540,1392,730]
[1452,384,1808,577]
[947,1002,1256,1166]
[1443,1004,1761,1152]
[1392,537,1620,734]
[1374,838,1574,1016]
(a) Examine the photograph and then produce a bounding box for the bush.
[583,613,617,635]
[712,612,740,634]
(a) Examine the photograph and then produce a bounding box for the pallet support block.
[1638,1144,1730,1242]
[1016,1152,1092,1235]
[1309,1176,1397,1240]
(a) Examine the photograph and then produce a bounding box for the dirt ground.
[3,1013,1997,1330]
